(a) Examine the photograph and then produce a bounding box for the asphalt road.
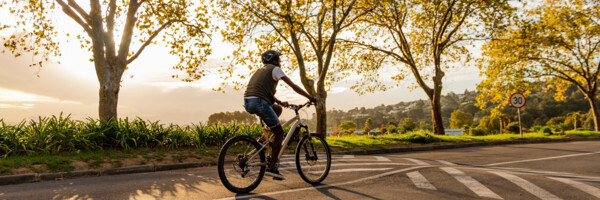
[1,141,599,200]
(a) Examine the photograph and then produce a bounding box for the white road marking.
[216,166,427,200]
[375,156,391,162]
[318,168,392,174]
[407,171,437,190]
[342,155,355,159]
[280,162,414,170]
[486,151,600,166]
[491,171,561,200]
[405,158,430,165]
[548,177,600,198]
[436,160,457,165]
[441,167,503,200]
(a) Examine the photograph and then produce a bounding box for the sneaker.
[265,167,285,180]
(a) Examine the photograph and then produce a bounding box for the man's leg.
[268,124,284,168]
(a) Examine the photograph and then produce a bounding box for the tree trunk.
[587,94,600,131]
[98,67,124,121]
[430,97,445,135]
[315,95,327,138]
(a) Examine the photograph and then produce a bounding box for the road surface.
[1,141,599,200]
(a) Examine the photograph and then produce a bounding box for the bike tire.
[295,133,331,184]
[218,135,266,193]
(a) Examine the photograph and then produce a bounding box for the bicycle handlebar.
[282,101,315,112]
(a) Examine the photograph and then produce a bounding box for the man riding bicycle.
[243,50,316,180]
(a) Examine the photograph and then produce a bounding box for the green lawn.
[325,131,599,150]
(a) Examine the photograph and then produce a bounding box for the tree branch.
[55,0,92,35]
[127,20,173,64]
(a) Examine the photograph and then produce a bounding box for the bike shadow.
[314,184,383,200]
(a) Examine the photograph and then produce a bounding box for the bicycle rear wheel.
[295,133,331,184]
[218,136,266,193]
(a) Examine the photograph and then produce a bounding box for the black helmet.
[261,50,281,65]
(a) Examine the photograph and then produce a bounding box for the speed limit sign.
[510,93,526,108]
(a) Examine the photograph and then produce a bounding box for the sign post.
[510,93,526,137]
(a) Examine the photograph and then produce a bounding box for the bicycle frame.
[245,107,308,166]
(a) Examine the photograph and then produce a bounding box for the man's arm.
[281,76,314,101]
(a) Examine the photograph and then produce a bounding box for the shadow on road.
[0,169,223,200]
[507,145,597,154]
[315,184,383,200]
[234,193,277,200]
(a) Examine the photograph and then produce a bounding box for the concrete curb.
[0,137,598,186]
[0,161,216,186]
[331,137,600,155]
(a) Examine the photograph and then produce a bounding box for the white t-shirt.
[272,67,286,81]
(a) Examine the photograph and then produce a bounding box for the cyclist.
[243,50,316,180]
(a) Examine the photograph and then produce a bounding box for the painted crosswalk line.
[309,168,393,174]
[342,155,355,159]
[404,158,430,165]
[548,177,600,198]
[491,171,561,200]
[441,167,503,200]
[375,156,391,162]
[407,171,437,190]
[436,160,457,165]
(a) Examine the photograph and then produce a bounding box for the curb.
[0,137,597,186]
[331,137,600,155]
[0,161,216,186]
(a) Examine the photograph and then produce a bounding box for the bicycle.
[217,101,331,193]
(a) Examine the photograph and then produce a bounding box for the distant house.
[352,113,369,117]
[445,129,463,136]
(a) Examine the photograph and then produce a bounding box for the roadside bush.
[0,115,266,157]
[380,124,387,134]
[540,126,553,135]
[469,127,486,136]
[531,125,543,132]
[507,122,520,134]
[546,116,566,126]
[401,118,416,132]
[404,133,439,144]
[552,124,570,135]
[387,124,397,134]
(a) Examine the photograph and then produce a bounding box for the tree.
[450,110,473,129]
[217,0,376,137]
[477,0,600,131]
[339,121,357,132]
[1,0,212,121]
[478,116,500,134]
[402,118,416,132]
[566,112,582,130]
[364,118,373,135]
[342,0,515,135]
[207,111,258,125]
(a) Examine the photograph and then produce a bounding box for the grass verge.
[1,131,598,176]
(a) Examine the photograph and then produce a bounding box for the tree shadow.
[0,168,224,200]
[506,146,597,154]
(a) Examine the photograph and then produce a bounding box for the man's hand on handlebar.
[279,101,289,107]
[309,96,318,103]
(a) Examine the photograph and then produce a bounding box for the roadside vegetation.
[1,114,598,175]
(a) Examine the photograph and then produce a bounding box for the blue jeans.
[244,98,280,128]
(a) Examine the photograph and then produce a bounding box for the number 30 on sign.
[510,93,526,109]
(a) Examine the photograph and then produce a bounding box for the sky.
[0,3,483,125]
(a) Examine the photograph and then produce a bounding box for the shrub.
[402,118,416,132]
[404,133,439,144]
[363,126,371,136]
[380,124,387,134]
[387,124,397,134]
[546,116,566,126]
[552,124,570,135]
[540,127,553,135]
[507,122,520,134]
[531,125,543,132]
[339,121,357,132]
[469,127,486,136]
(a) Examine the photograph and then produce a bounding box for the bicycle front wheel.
[218,136,266,193]
[295,133,331,184]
